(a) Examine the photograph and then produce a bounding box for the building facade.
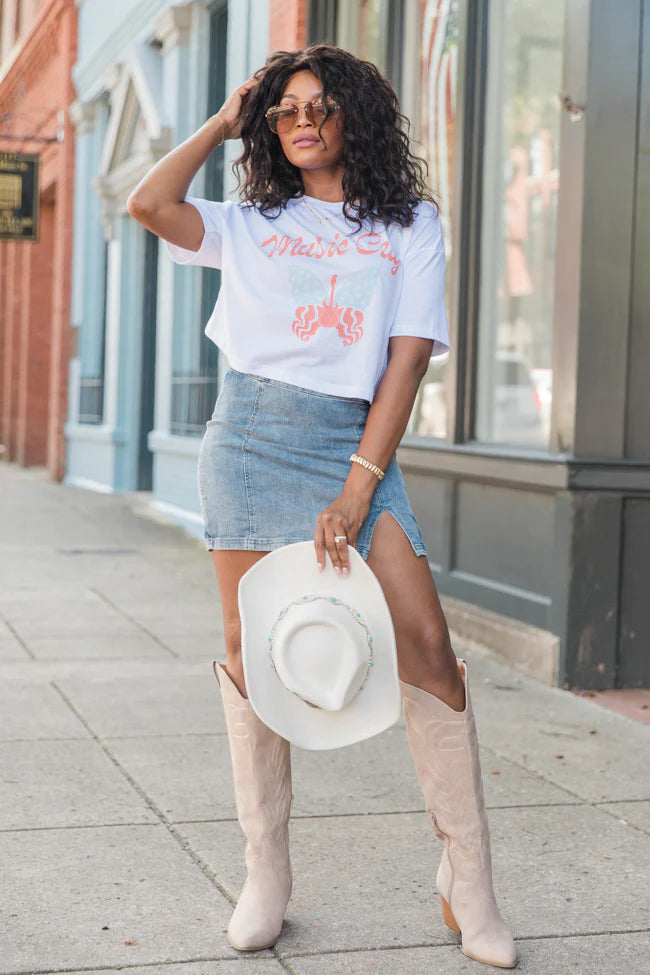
[65,0,650,690]
[0,0,77,479]
[65,0,268,523]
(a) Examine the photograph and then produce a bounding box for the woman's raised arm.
[126,75,259,251]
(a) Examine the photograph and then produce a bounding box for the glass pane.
[475,0,563,448]
[357,0,386,73]
[79,240,108,424]
[309,0,338,44]
[170,3,227,437]
[405,0,459,438]
[335,0,403,93]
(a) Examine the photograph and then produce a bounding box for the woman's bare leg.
[211,550,269,697]
[365,511,465,711]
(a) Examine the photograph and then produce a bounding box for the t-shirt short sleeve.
[164,196,230,269]
[389,201,449,356]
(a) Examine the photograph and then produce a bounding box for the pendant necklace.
[302,197,338,224]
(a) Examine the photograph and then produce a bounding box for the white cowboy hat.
[238,541,400,750]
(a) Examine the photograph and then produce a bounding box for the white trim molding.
[155,4,193,55]
[93,41,173,229]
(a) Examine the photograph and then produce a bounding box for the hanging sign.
[0,152,39,241]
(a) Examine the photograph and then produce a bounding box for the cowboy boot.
[213,662,293,951]
[401,660,516,968]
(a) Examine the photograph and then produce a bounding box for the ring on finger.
[334,535,348,544]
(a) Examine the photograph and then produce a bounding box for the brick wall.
[20,198,54,466]
[0,0,77,479]
[269,0,307,52]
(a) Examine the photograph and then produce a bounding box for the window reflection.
[475,0,563,448]
[406,0,458,438]
[334,0,403,86]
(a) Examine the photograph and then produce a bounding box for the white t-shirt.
[166,194,449,402]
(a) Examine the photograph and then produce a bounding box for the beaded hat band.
[267,594,375,710]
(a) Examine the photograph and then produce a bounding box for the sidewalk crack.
[2,619,36,659]
[90,587,178,658]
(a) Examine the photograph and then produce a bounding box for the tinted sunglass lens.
[274,109,298,133]
[277,114,295,133]
[267,101,336,134]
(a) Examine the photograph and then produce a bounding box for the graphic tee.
[166,194,449,403]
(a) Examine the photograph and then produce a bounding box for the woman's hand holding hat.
[313,489,371,576]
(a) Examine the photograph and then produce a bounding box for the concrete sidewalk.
[1,463,648,975]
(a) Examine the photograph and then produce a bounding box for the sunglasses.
[265,96,341,135]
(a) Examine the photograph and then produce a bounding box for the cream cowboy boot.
[214,662,293,951]
[401,660,516,968]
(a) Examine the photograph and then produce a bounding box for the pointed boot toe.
[463,944,517,970]
[227,871,291,950]
[462,930,517,969]
[439,870,516,968]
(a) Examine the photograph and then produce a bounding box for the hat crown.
[271,599,371,712]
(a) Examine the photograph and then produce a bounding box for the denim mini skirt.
[197,368,427,561]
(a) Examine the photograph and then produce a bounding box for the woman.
[127,44,516,970]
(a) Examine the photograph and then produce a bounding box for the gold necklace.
[302,197,340,223]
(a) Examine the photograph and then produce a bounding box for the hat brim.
[239,541,400,750]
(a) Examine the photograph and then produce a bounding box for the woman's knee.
[396,618,456,679]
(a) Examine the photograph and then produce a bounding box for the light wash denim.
[197,368,427,560]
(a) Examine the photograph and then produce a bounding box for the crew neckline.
[300,194,345,208]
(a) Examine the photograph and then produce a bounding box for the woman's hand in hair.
[215,75,260,141]
[126,74,260,250]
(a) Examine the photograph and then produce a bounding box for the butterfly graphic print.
[288,266,381,346]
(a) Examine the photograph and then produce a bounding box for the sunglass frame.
[265,97,341,134]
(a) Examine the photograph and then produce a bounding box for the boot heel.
[440,894,460,933]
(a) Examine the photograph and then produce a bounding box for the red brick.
[0,0,77,479]
[269,0,307,52]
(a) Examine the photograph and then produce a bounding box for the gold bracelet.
[213,113,227,147]
[349,453,385,481]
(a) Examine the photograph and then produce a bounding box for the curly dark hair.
[233,44,436,229]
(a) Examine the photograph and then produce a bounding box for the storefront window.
[169,2,227,436]
[310,0,456,439]
[78,83,111,425]
[337,0,404,84]
[405,0,458,439]
[475,0,563,448]
[310,0,405,95]
[78,241,108,424]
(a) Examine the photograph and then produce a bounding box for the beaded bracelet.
[349,453,385,481]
